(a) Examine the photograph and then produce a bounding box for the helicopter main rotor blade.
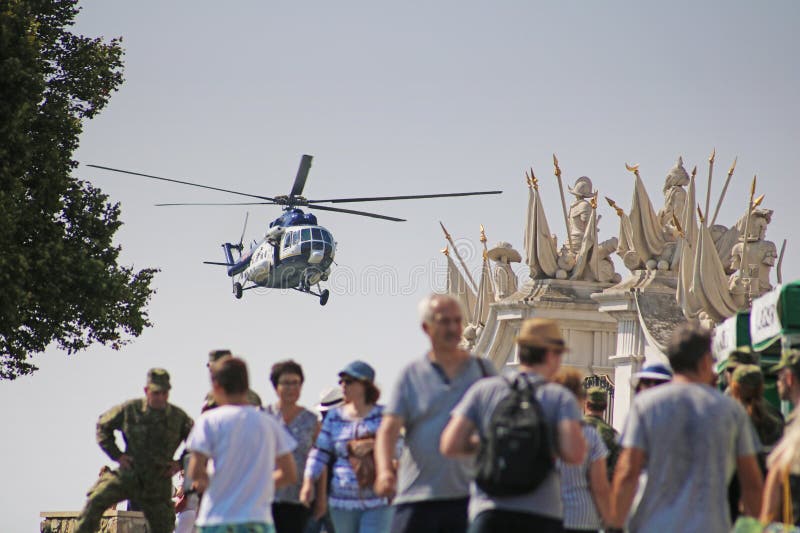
[87,164,278,202]
[289,154,313,197]
[153,202,277,206]
[306,204,406,222]
[307,190,502,204]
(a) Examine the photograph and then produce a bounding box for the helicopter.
[88,155,501,305]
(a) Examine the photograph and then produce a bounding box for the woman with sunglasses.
[301,360,393,533]
[267,360,320,533]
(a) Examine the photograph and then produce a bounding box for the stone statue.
[657,157,690,244]
[460,323,478,351]
[729,208,776,299]
[596,237,623,284]
[556,244,576,279]
[625,164,667,270]
[567,177,594,255]
[487,242,521,299]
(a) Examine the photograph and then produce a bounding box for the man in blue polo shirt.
[375,294,496,533]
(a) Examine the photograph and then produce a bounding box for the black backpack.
[475,373,554,497]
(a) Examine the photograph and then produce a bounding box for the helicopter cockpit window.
[321,230,332,244]
[301,228,311,242]
[312,228,322,241]
[291,231,299,246]
[283,232,292,249]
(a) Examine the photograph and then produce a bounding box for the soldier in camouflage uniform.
[201,349,262,412]
[721,348,758,392]
[75,368,193,533]
[583,386,620,480]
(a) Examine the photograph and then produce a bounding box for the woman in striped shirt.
[554,369,612,533]
[301,360,393,533]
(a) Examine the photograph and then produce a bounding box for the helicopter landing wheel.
[233,282,243,300]
[319,289,330,306]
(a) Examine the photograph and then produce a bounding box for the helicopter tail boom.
[221,243,249,277]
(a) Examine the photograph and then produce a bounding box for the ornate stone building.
[441,154,783,428]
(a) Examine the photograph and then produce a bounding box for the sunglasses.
[339,377,356,385]
[639,378,666,387]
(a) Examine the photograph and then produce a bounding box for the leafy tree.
[0,0,157,380]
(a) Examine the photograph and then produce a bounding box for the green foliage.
[0,0,157,379]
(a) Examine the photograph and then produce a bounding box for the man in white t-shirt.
[188,357,297,533]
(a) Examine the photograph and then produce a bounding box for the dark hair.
[518,344,548,366]
[730,380,769,430]
[667,322,711,374]
[364,381,381,404]
[270,359,305,389]
[211,357,249,394]
[587,401,606,412]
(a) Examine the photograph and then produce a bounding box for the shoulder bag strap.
[476,356,489,378]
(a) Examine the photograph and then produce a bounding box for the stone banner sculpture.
[438,152,784,352]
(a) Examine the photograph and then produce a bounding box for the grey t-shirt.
[386,354,496,504]
[452,372,581,520]
[621,382,759,533]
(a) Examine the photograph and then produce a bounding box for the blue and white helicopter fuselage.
[87,154,502,306]
[221,209,336,303]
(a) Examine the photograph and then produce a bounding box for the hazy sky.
[3,2,799,530]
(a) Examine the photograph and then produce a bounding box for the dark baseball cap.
[338,360,375,383]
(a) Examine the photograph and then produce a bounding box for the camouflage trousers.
[75,468,174,533]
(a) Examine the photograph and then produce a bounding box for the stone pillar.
[593,301,646,431]
[593,270,684,430]
[40,510,150,533]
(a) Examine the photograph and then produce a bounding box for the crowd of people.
[69,293,800,533]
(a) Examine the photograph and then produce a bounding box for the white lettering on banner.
[712,316,737,361]
[751,286,782,347]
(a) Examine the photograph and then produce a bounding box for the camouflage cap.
[586,386,607,406]
[732,364,763,389]
[146,368,171,391]
[770,349,800,374]
[724,347,758,370]
[207,349,233,366]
